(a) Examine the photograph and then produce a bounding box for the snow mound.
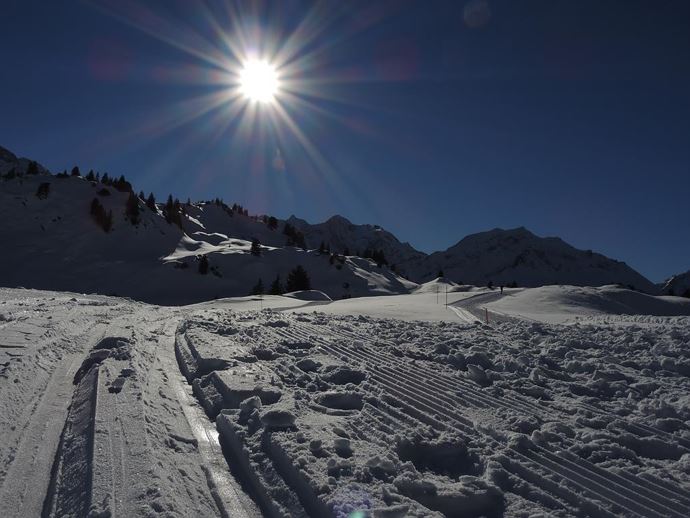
[487,285,690,323]
[284,290,333,301]
[413,277,471,294]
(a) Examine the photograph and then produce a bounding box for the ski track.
[2,288,690,518]
[325,321,690,505]
[274,322,688,517]
[270,317,690,517]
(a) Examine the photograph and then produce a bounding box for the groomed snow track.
[277,321,690,518]
[175,310,690,518]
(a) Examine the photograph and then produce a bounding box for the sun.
[239,59,279,103]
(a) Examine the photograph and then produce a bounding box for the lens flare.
[239,59,279,103]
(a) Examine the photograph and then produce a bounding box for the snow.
[3,286,689,517]
[0,174,416,304]
[420,227,659,293]
[482,285,690,324]
[284,290,333,301]
[2,146,690,517]
[2,158,670,305]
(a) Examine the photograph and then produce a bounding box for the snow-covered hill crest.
[0,167,415,304]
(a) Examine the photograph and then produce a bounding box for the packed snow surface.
[1,286,690,517]
[483,285,690,324]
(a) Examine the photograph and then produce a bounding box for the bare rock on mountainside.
[0,145,49,176]
[662,270,690,298]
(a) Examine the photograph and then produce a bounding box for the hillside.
[286,214,427,277]
[418,227,658,293]
[0,169,415,304]
[661,270,690,298]
[0,145,662,299]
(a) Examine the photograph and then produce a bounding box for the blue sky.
[1,0,689,282]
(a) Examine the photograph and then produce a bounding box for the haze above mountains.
[0,145,685,304]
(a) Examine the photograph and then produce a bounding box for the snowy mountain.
[0,145,49,176]
[0,168,415,304]
[286,214,427,277]
[1,145,661,300]
[417,227,658,293]
[661,270,690,297]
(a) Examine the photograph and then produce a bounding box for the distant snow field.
[1,285,689,518]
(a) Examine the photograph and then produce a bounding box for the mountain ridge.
[0,145,671,299]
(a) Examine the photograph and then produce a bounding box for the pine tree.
[269,274,284,295]
[250,238,262,256]
[251,278,264,295]
[172,198,183,227]
[103,210,113,232]
[26,161,39,175]
[343,247,350,256]
[146,193,156,211]
[318,241,326,254]
[90,198,101,216]
[90,198,113,233]
[286,265,311,292]
[126,192,140,225]
[438,269,444,278]
[86,170,96,182]
[35,182,50,199]
[267,216,278,230]
[198,255,209,275]
[164,195,174,224]
[71,166,81,177]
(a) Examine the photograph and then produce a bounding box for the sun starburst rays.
[87,0,403,213]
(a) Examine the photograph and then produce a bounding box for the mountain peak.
[426,226,656,293]
[325,214,352,226]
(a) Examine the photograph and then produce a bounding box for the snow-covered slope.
[418,227,658,293]
[287,214,427,277]
[0,145,662,301]
[3,286,690,517]
[661,270,690,298]
[484,285,690,324]
[0,172,415,304]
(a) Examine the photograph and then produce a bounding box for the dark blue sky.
[2,0,689,281]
